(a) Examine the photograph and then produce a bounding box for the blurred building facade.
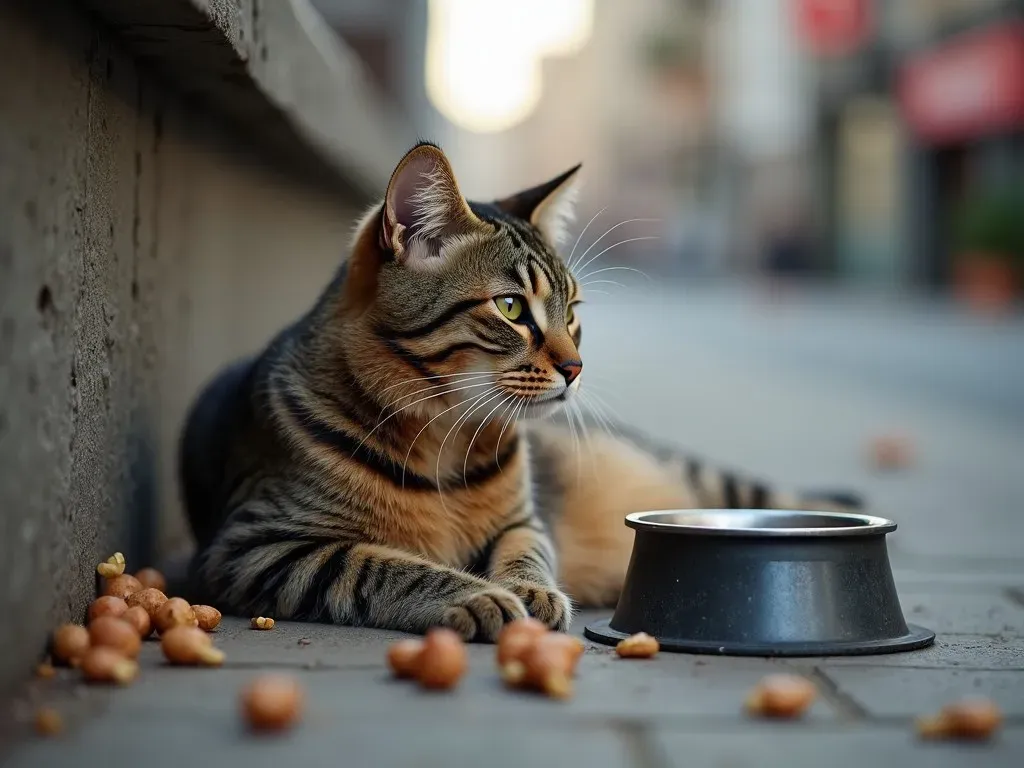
[316,0,1023,299]
[807,0,1024,293]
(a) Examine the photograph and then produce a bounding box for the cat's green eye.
[496,296,524,321]
[566,304,576,324]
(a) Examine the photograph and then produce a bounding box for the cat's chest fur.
[345,441,531,568]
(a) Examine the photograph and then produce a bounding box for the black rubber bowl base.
[583,617,936,657]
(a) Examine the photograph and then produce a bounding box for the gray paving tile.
[30,651,834,723]
[822,666,1024,717]
[655,725,1024,768]
[819,635,1024,670]
[8,718,634,768]
[896,590,1024,637]
[208,617,414,668]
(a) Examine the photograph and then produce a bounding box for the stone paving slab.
[898,590,1024,637]
[655,725,1024,768]
[10,717,637,768]
[819,635,1024,670]
[822,666,1024,717]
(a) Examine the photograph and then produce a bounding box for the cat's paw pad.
[441,587,527,642]
[507,582,573,631]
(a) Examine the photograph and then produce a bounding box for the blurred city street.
[7,281,1024,767]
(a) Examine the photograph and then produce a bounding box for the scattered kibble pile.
[385,618,595,700]
[31,551,244,738]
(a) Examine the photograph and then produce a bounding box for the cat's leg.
[481,516,573,631]
[198,513,528,641]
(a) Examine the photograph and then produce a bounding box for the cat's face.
[350,143,584,422]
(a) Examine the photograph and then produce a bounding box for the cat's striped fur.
[180,142,861,639]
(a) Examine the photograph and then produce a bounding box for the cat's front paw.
[441,586,527,642]
[505,581,573,631]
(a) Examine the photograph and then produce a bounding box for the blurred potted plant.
[951,189,1022,314]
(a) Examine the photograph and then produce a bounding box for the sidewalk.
[5,284,1023,767]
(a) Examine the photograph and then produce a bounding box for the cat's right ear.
[380,142,482,268]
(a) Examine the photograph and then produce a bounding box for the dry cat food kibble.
[125,587,167,622]
[87,596,128,623]
[496,617,548,670]
[615,632,659,659]
[917,697,1003,741]
[88,617,141,659]
[415,629,467,690]
[193,605,222,632]
[134,567,167,593]
[96,552,126,579]
[80,647,138,685]
[161,626,225,666]
[387,639,424,679]
[869,434,915,471]
[122,606,152,639]
[51,624,90,666]
[102,574,143,600]
[34,708,63,737]
[250,617,276,630]
[36,661,56,679]
[241,675,304,733]
[745,674,818,718]
[153,597,198,634]
[502,633,584,700]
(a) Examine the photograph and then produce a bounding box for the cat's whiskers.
[463,393,516,487]
[571,218,659,277]
[565,206,607,272]
[401,386,498,488]
[562,401,582,489]
[571,398,599,480]
[377,370,495,396]
[377,372,494,415]
[579,279,627,290]
[495,396,526,469]
[575,238,660,279]
[435,387,505,513]
[353,378,495,459]
[577,264,654,283]
[578,389,621,441]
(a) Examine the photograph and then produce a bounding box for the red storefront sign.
[794,0,871,56]
[899,22,1024,145]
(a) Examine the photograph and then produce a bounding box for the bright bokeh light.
[426,0,593,133]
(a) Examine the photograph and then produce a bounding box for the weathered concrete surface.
[4,286,1024,766]
[79,0,411,196]
[0,0,391,697]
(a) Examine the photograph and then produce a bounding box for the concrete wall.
[0,1,392,696]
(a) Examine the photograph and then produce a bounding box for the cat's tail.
[571,415,867,514]
[680,457,865,514]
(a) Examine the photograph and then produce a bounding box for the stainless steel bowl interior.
[626,509,896,537]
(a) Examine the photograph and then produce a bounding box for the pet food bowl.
[584,509,935,657]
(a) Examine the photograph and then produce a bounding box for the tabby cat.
[180,142,860,639]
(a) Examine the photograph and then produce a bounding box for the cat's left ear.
[494,164,581,247]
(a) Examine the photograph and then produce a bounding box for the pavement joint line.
[808,667,867,720]
[607,718,672,768]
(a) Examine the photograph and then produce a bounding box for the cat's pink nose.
[555,360,582,385]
